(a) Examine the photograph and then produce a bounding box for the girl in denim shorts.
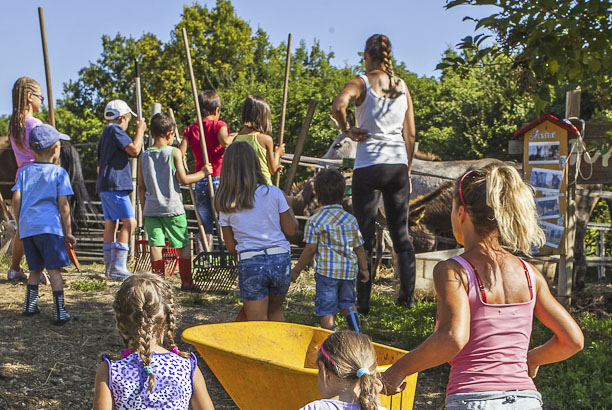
[216,141,297,321]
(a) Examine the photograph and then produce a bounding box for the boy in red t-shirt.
[179,90,233,246]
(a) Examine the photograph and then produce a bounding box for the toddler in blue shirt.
[12,124,76,325]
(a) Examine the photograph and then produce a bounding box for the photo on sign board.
[540,221,564,249]
[528,141,561,164]
[535,196,561,219]
[530,167,563,194]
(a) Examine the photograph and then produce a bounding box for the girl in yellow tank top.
[233,95,285,185]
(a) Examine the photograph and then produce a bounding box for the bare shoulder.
[257,133,274,147]
[433,258,465,282]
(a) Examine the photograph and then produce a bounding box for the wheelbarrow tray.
[182,321,418,410]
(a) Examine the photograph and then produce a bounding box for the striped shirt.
[303,205,364,280]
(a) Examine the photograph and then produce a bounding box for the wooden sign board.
[514,114,577,256]
[568,121,612,185]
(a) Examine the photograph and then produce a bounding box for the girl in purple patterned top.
[93,273,214,410]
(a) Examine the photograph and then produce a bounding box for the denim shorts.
[237,251,291,302]
[22,233,70,271]
[195,177,220,234]
[445,390,543,410]
[99,191,134,221]
[314,273,357,316]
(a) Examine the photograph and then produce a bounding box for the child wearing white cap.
[12,124,76,325]
[96,99,146,279]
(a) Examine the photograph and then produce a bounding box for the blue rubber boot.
[345,306,362,334]
[110,242,132,279]
[103,243,113,277]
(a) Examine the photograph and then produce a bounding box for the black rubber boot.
[23,284,40,316]
[356,251,374,315]
[396,249,416,308]
[53,290,72,326]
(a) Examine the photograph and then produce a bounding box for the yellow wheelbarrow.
[182,322,418,410]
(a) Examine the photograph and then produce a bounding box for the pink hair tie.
[320,344,336,367]
[122,349,132,359]
[459,170,475,211]
[170,346,180,355]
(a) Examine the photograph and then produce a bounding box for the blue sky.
[0,0,495,116]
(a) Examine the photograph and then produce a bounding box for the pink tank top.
[446,255,537,395]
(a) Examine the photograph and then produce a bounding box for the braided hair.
[111,273,190,392]
[365,34,398,89]
[318,331,379,410]
[9,77,41,149]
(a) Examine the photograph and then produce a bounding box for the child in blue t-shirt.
[12,124,76,325]
[96,100,146,279]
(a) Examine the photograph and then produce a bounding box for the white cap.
[104,99,136,120]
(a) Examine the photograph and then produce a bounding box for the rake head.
[132,239,179,277]
[192,250,238,293]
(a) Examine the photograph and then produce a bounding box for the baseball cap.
[29,124,71,150]
[104,99,136,120]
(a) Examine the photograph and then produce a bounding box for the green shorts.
[144,214,190,249]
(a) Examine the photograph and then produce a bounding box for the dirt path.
[0,264,445,409]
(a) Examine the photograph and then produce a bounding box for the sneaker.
[7,268,26,282]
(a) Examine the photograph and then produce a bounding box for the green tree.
[440,0,612,109]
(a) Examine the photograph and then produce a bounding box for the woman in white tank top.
[332,34,417,312]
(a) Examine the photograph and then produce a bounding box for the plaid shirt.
[303,205,364,280]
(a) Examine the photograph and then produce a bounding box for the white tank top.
[354,74,409,169]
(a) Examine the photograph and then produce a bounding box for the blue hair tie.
[356,368,370,378]
[143,366,153,375]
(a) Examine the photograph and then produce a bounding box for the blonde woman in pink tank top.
[381,165,584,409]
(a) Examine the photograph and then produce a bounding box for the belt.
[238,246,289,261]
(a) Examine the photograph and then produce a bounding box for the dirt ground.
[2,262,609,410]
[0,263,447,410]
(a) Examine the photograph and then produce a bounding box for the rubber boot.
[103,243,113,277]
[53,289,71,325]
[179,258,194,291]
[344,306,362,333]
[23,284,40,316]
[110,242,131,279]
[356,250,374,315]
[151,259,165,277]
[396,249,416,308]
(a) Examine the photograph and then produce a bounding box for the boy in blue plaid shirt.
[292,169,368,332]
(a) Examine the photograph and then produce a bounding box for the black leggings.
[352,164,413,254]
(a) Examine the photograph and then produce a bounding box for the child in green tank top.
[233,95,285,185]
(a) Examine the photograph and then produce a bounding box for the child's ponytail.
[486,165,545,255]
[318,331,379,410]
[9,77,41,149]
[455,164,546,255]
[138,314,157,392]
[358,370,379,410]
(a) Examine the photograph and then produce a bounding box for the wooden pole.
[181,28,224,249]
[168,108,211,252]
[284,99,317,194]
[275,33,292,187]
[557,90,581,307]
[129,60,143,261]
[38,7,55,127]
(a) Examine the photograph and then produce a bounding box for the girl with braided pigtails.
[6,77,49,285]
[333,34,417,313]
[300,331,387,410]
[93,273,214,410]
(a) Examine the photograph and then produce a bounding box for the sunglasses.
[32,93,45,103]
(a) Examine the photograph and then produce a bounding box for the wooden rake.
[181,28,238,293]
